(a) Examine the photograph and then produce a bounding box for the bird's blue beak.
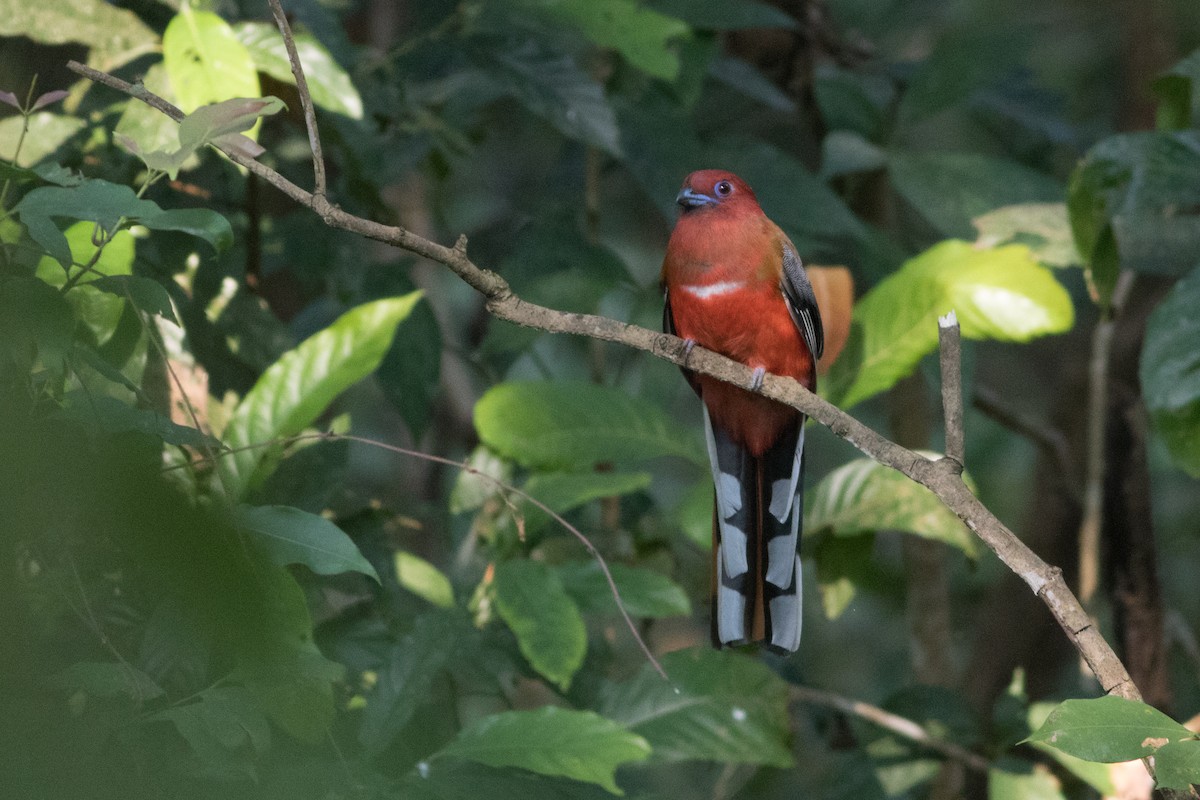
[676,187,717,209]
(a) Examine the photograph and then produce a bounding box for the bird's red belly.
[670,285,814,456]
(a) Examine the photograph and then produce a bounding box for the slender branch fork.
[64,8,1139,704]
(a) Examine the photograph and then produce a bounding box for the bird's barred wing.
[781,243,825,362]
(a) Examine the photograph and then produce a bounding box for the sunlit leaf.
[395,550,454,608]
[236,504,378,580]
[0,112,86,168]
[826,240,1074,408]
[1023,696,1194,762]
[805,454,978,557]
[34,222,134,344]
[0,0,157,71]
[163,7,260,114]
[220,293,422,498]
[972,203,1081,268]
[599,648,793,767]
[493,559,586,691]
[234,22,363,119]
[1140,264,1200,476]
[432,707,651,794]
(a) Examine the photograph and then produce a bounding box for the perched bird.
[661,170,824,653]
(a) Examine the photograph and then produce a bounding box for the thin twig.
[790,685,991,773]
[266,0,327,197]
[937,311,964,465]
[67,57,1143,703]
[1079,271,1136,605]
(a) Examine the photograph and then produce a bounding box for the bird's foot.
[748,366,766,392]
[682,338,696,365]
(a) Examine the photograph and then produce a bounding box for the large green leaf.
[889,152,1063,240]
[493,559,586,691]
[827,240,1074,408]
[470,39,621,155]
[521,470,652,534]
[234,22,363,119]
[1140,264,1200,476]
[1023,696,1195,762]
[474,381,703,470]
[805,454,978,557]
[0,0,157,71]
[0,112,87,168]
[1026,702,1118,794]
[972,203,1081,268]
[557,561,691,619]
[163,7,260,114]
[219,293,422,498]
[235,504,378,580]
[431,707,651,795]
[1154,740,1200,791]
[599,648,793,767]
[523,0,689,80]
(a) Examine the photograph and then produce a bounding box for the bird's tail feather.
[704,408,805,653]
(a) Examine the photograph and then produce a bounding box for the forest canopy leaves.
[827,240,1074,408]
[234,22,363,118]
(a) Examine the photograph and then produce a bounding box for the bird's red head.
[675,170,761,215]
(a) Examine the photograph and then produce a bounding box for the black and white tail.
[703,407,805,653]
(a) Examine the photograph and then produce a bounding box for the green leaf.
[1026,702,1117,794]
[360,610,471,752]
[973,203,1082,268]
[493,559,586,691]
[34,222,134,344]
[115,65,181,164]
[524,0,689,80]
[474,381,703,470]
[163,7,260,114]
[558,561,691,618]
[395,550,455,608]
[432,707,651,795]
[449,446,513,514]
[235,504,379,580]
[470,39,621,155]
[827,241,1074,408]
[0,112,87,168]
[55,393,217,449]
[1140,264,1200,476]
[90,275,178,324]
[53,661,165,702]
[219,293,422,497]
[889,152,1063,240]
[599,648,793,767]
[1152,48,1200,130]
[805,454,978,557]
[401,761,616,800]
[123,98,286,179]
[812,534,877,619]
[1068,131,1200,282]
[647,0,796,30]
[234,22,363,118]
[521,470,652,534]
[0,276,74,375]
[1154,740,1200,791]
[377,294,442,438]
[151,687,271,780]
[1023,696,1194,762]
[987,761,1067,800]
[0,0,157,71]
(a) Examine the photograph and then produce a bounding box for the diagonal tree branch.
[65,60,1141,703]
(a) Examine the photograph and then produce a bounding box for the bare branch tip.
[938,310,959,329]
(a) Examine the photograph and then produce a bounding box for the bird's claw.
[748,366,766,392]
[682,338,696,365]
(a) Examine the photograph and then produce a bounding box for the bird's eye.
[714,180,733,197]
